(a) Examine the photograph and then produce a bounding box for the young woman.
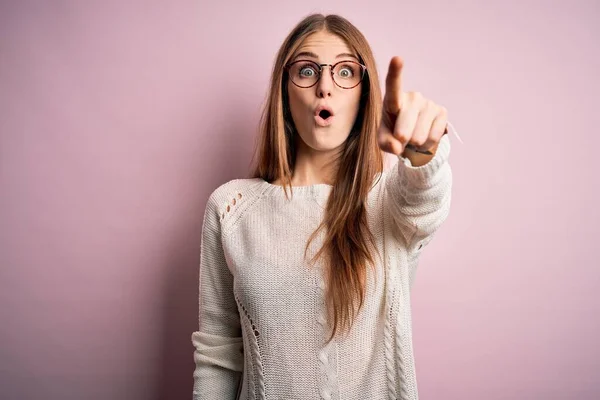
[192,13,456,400]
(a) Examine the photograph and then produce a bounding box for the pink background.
[1,1,598,399]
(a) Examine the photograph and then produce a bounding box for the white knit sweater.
[191,133,453,400]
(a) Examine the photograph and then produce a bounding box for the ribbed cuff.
[397,133,451,183]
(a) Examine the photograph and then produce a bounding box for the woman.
[191,13,456,400]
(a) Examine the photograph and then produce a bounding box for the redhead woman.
[191,13,458,400]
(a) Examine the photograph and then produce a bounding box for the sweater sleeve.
[191,194,243,400]
[384,133,453,256]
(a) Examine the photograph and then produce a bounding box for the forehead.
[292,30,355,61]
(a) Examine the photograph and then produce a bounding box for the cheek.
[344,92,362,123]
[287,84,309,122]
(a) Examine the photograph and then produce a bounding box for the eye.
[339,68,352,77]
[299,63,318,77]
[336,63,356,79]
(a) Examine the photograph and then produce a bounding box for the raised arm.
[384,133,452,253]
[377,56,453,253]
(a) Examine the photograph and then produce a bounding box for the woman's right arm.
[191,194,243,399]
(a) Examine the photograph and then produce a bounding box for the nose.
[316,65,334,98]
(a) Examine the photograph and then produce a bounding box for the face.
[286,30,363,154]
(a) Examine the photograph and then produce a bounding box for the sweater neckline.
[257,178,333,197]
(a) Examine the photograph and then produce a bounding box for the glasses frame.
[285,59,367,89]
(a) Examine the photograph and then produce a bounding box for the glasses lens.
[332,61,363,88]
[288,61,320,88]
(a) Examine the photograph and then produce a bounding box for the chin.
[301,131,347,152]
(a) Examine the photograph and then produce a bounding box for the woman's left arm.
[384,133,452,253]
[378,56,454,252]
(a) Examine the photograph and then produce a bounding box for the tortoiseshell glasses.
[285,59,367,89]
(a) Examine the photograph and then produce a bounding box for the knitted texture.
[192,134,453,400]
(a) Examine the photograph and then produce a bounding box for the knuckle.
[395,132,409,143]
[398,93,408,108]
[377,135,388,148]
[412,136,427,146]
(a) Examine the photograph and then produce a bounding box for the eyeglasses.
[285,59,367,89]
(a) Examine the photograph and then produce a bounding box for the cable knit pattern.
[383,251,398,400]
[316,268,340,400]
[191,133,453,400]
[235,294,265,399]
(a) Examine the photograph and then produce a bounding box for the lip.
[314,104,335,127]
[314,114,335,127]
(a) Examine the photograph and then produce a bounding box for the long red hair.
[249,13,384,343]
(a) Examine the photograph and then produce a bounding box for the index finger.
[384,56,404,112]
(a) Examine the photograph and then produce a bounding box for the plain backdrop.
[1,1,599,399]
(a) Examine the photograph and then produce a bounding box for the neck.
[290,135,341,186]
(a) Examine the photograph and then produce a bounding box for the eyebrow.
[291,51,359,62]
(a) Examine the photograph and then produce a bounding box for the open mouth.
[318,109,332,120]
[314,106,334,126]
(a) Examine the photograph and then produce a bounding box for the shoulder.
[207,177,264,205]
[204,177,266,223]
